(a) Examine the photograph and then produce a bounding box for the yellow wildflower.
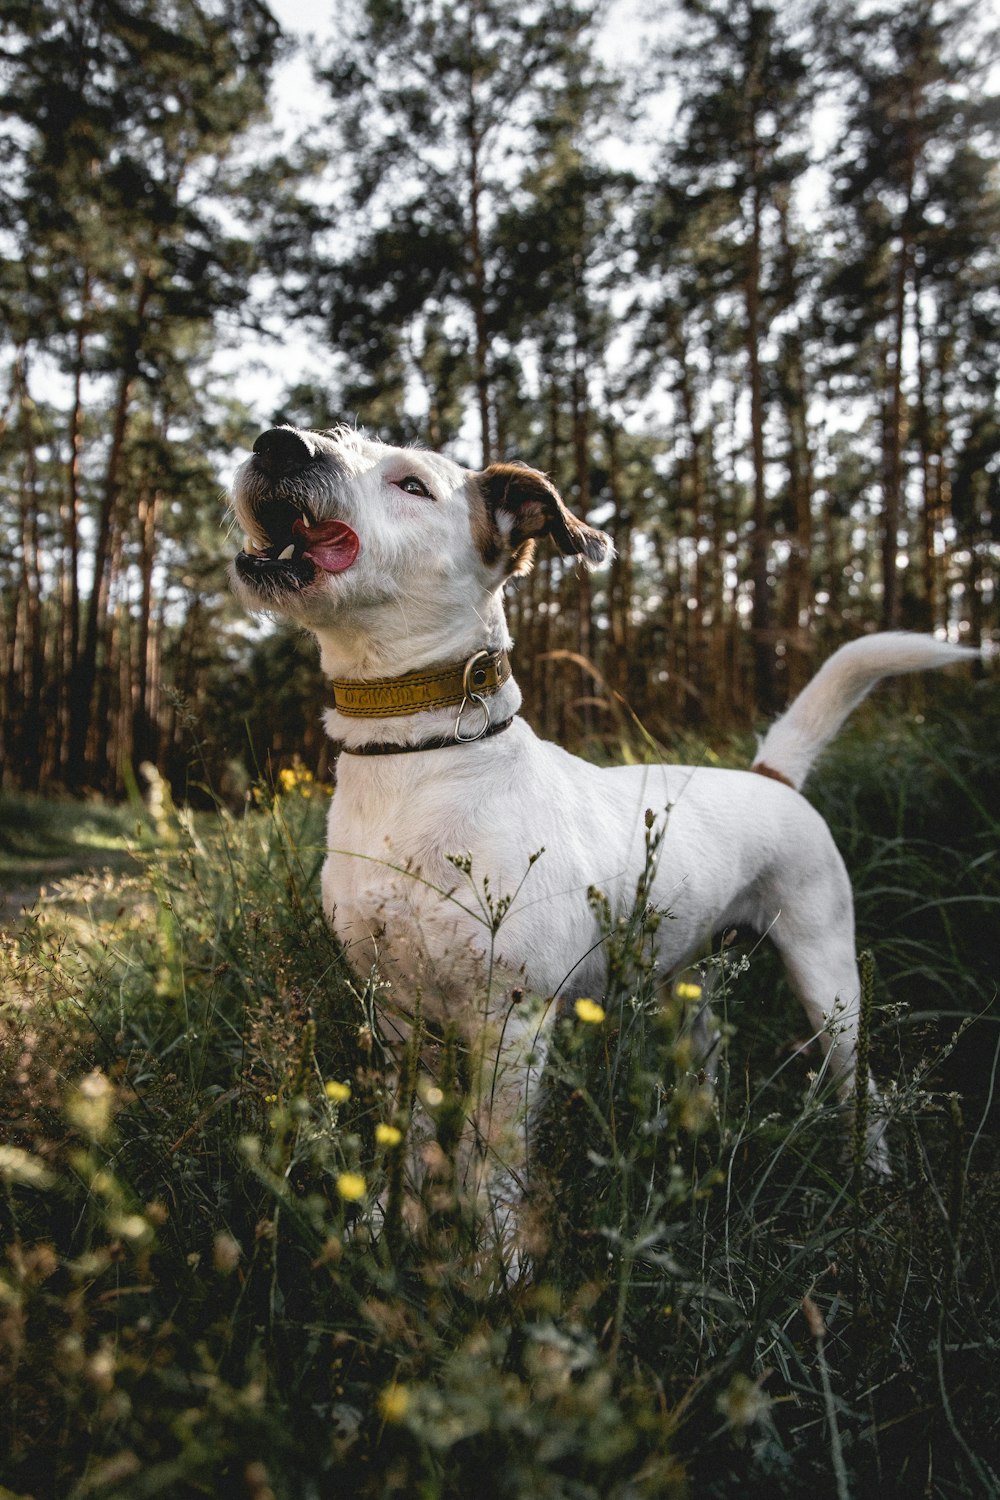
[375,1123,403,1148]
[324,1080,351,1104]
[278,762,314,794]
[422,1085,444,1108]
[336,1172,366,1202]
[379,1383,410,1423]
[574,997,606,1024]
[675,980,703,1002]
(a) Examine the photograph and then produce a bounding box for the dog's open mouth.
[234,495,361,588]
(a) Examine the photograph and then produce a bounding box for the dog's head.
[229,425,612,649]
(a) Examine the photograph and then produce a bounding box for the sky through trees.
[1,0,997,796]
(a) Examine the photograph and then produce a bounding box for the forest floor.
[0,790,140,926]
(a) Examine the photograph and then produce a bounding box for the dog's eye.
[394,475,433,499]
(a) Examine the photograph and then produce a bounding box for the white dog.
[229,424,972,1208]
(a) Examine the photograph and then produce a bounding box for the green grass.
[0,790,139,889]
[1,688,998,1499]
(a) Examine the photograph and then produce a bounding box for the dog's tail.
[752,632,976,791]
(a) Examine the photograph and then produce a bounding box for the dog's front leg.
[451,996,555,1278]
[379,989,554,1280]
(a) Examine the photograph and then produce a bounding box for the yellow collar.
[331,648,512,719]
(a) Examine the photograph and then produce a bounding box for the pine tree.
[825,0,1000,634]
[313,0,602,466]
[638,0,816,714]
[0,0,282,790]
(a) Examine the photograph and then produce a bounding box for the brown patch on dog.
[508,538,537,577]
[752,761,797,791]
[475,463,612,570]
[466,471,537,576]
[466,472,501,562]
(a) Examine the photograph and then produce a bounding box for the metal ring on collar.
[454,650,494,742]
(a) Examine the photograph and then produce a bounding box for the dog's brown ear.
[477,463,612,573]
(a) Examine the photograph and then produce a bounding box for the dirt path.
[0,848,145,934]
[1,793,140,932]
[0,884,42,926]
[0,859,110,928]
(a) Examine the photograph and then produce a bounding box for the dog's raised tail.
[753,632,976,791]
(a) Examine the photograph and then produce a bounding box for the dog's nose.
[252,426,315,475]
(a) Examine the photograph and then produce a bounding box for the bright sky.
[221,0,1000,443]
[217,0,665,427]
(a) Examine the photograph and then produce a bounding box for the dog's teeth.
[277,544,295,561]
[300,516,311,529]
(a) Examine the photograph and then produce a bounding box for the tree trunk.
[14,355,45,790]
[132,486,161,767]
[881,134,916,631]
[464,6,492,468]
[58,284,87,779]
[775,195,814,697]
[68,271,150,788]
[570,263,594,734]
[880,245,908,630]
[745,179,774,714]
[673,323,708,718]
[912,272,952,634]
[707,425,728,723]
[604,421,634,704]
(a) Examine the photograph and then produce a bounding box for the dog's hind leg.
[765,863,890,1176]
[767,906,893,1176]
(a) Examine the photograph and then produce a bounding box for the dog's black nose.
[252,426,315,475]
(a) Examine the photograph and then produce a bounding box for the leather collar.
[337,716,514,756]
[330,648,511,718]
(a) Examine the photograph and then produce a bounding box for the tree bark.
[58,283,88,778]
[604,421,634,704]
[464,5,492,468]
[132,486,161,767]
[13,355,45,789]
[880,123,917,631]
[745,177,775,715]
[67,270,150,788]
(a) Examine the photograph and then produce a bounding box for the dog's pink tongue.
[292,517,360,573]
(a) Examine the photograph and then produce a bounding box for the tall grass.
[1,689,997,1499]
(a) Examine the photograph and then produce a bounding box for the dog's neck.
[312,593,524,753]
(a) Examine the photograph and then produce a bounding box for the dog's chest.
[321,762,506,997]
[319,747,610,1004]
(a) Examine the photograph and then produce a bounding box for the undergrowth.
[1,690,998,1500]
[0,790,137,889]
